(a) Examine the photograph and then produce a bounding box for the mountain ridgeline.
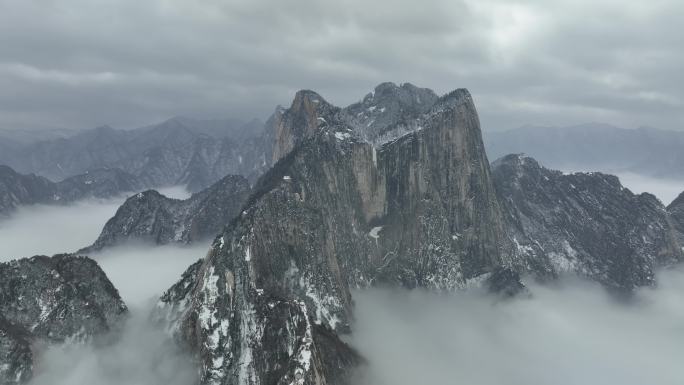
[492,154,683,292]
[0,117,271,192]
[0,165,142,216]
[81,174,251,252]
[484,123,684,180]
[2,82,684,385]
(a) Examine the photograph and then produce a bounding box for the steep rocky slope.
[0,165,142,216]
[667,191,684,246]
[155,85,510,385]
[82,174,251,251]
[492,154,684,291]
[0,254,127,384]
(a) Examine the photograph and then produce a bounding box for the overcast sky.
[0,0,682,132]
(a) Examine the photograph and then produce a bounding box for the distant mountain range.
[484,123,684,179]
[0,117,271,192]
[2,112,683,199]
[0,166,142,216]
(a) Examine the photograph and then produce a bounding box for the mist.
[26,242,208,385]
[156,185,192,200]
[556,167,683,206]
[612,172,683,205]
[0,185,192,262]
[0,198,123,260]
[3,190,684,385]
[0,195,208,385]
[349,269,684,385]
[28,300,197,385]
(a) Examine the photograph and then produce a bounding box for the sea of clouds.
[350,271,684,385]
[0,188,202,385]
[0,184,682,385]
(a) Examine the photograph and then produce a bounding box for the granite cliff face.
[0,254,127,384]
[155,85,509,385]
[0,165,142,216]
[492,154,684,292]
[82,174,251,251]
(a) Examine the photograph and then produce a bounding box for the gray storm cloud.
[0,0,682,131]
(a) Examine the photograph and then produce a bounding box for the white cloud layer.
[0,198,123,260]
[350,270,684,385]
[0,196,209,385]
[1,184,683,385]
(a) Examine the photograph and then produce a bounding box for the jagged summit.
[268,83,478,167]
[81,174,251,252]
[343,82,440,145]
[270,89,343,163]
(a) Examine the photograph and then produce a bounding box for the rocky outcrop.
[0,165,55,216]
[667,191,684,247]
[82,174,251,251]
[0,318,32,385]
[0,165,143,216]
[342,82,439,145]
[492,154,684,292]
[0,254,127,384]
[0,118,270,192]
[156,85,508,385]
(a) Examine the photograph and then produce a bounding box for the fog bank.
[0,198,123,261]
[557,167,683,205]
[0,195,209,385]
[612,172,683,205]
[26,236,209,385]
[29,302,197,385]
[350,269,684,385]
[92,242,208,307]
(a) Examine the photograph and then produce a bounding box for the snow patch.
[548,240,579,272]
[291,301,314,385]
[334,131,351,141]
[513,237,535,255]
[369,226,383,239]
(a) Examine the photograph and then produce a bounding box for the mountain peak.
[271,90,342,163]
